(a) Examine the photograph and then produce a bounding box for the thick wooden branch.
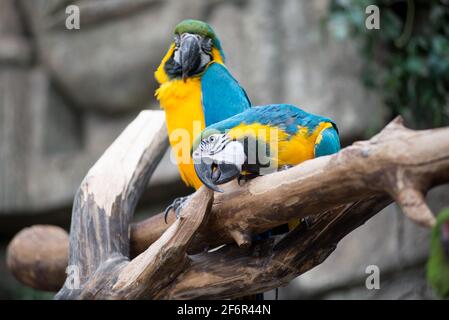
[68,187,213,299]
[54,110,172,299]
[7,116,449,299]
[155,195,392,299]
[7,225,68,292]
[110,187,213,299]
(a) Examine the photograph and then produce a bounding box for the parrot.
[191,104,340,300]
[191,104,340,213]
[155,19,251,218]
[427,208,449,299]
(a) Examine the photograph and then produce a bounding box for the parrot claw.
[237,173,259,186]
[301,216,313,229]
[164,196,190,224]
[237,166,292,187]
[237,175,246,186]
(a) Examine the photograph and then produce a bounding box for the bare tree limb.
[6,225,68,292]
[7,115,449,299]
[70,187,213,299]
[55,110,171,299]
[156,196,392,299]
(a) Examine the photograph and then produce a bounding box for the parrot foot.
[302,216,313,229]
[237,166,292,186]
[237,173,259,186]
[163,195,190,223]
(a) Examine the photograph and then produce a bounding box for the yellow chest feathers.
[153,46,223,190]
[155,78,205,189]
[155,78,205,141]
[154,46,224,142]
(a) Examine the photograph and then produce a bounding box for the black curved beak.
[194,158,241,193]
[180,34,201,81]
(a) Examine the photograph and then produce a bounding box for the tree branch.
[155,196,392,299]
[7,115,449,299]
[54,110,171,299]
[70,187,213,299]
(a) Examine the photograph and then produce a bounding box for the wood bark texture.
[7,114,449,299]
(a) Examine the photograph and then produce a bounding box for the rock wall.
[0,0,386,216]
[0,0,440,299]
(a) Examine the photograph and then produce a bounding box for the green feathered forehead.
[174,19,225,61]
[174,19,217,39]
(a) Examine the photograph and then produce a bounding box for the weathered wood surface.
[7,116,449,299]
[7,225,68,291]
[55,110,171,299]
[156,195,392,299]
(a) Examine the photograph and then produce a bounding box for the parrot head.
[191,130,245,193]
[191,128,274,192]
[427,208,449,299]
[160,19,225,82]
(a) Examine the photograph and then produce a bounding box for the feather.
[314,126,341,157]
[201,63,251,126]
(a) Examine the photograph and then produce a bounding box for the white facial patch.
[173,49,181,64]
[199,51,211,69]
[210,141,246,170]
[192,135,246,170]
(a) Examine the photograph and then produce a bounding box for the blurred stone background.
[0,0,445,299]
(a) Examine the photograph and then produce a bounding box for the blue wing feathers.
[208,104,338,137]
[203,102,340,158]
[201,63,251,126]
[314,126,341,157]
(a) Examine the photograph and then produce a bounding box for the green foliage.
[328,0,449,128]
[426,208,449,299]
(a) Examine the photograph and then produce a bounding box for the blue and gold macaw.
[192,104,340,228]
[155,19,251,194]
[192,104,339,299]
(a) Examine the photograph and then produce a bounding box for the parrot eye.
[209,136,215,142]
[202,38,213,53]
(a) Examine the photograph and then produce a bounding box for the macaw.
[155,19,251,204]
[191,104,340,229]
[191,104,339,300]
[427,208,449,299]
